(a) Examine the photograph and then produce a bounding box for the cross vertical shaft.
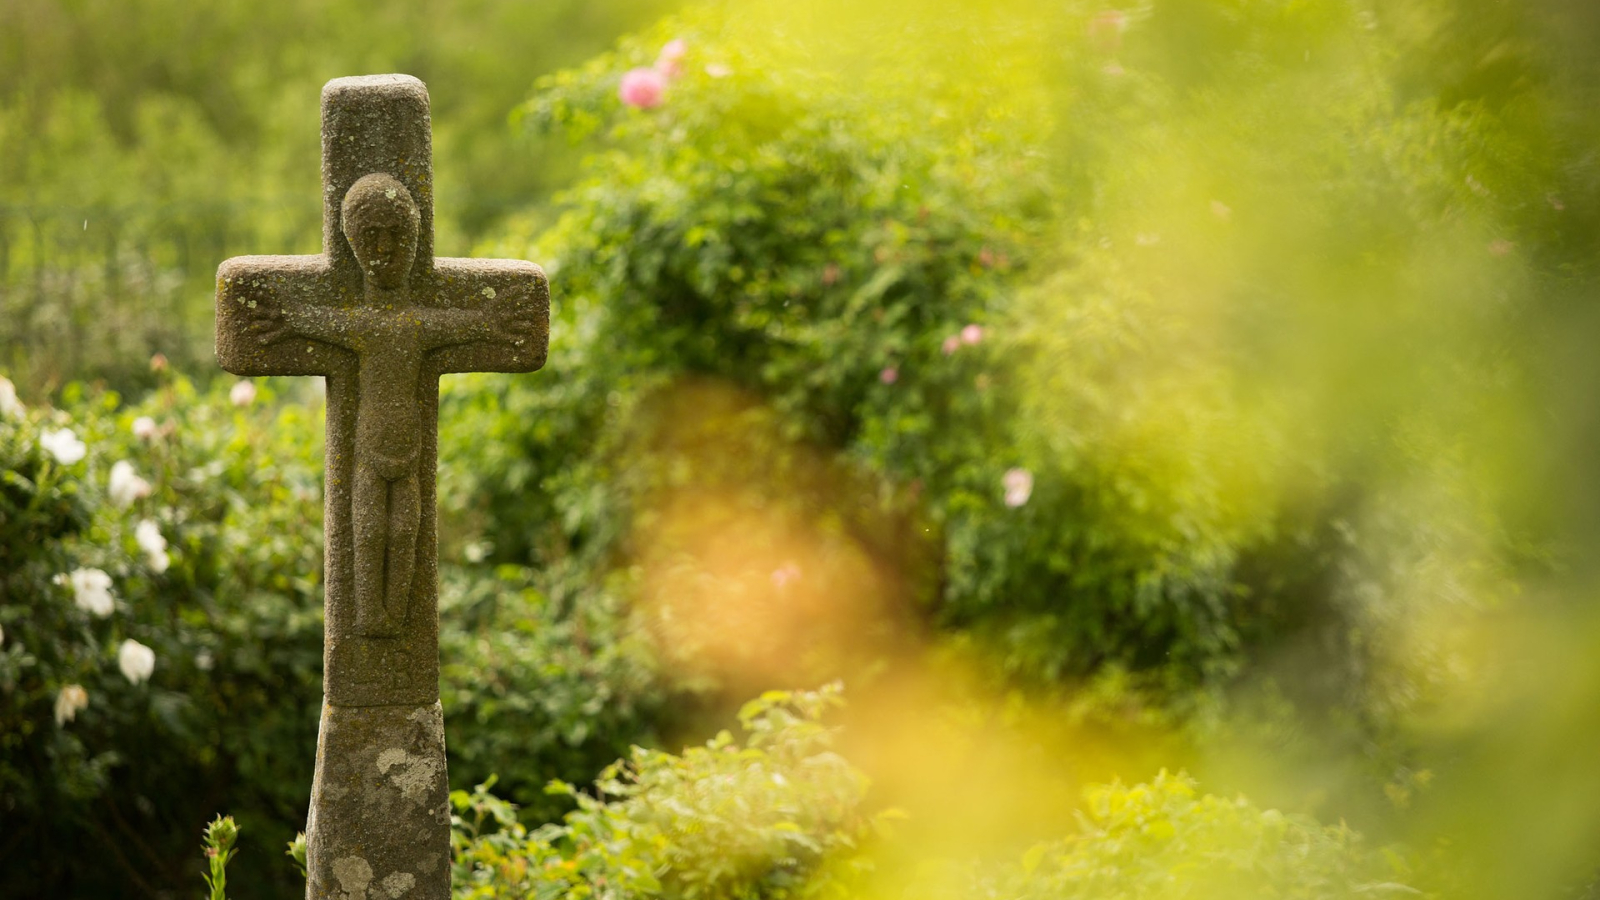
[215,75,549,899]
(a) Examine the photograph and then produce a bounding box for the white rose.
[55,684,89,725]
[230,380,257,406]
[39,428,86,465]
[0,376,23,418]
[68,567,115,617]
[118,639,156,685]
[131,416,158,440]
[1002,467,1034,508]
[135,519,170,573]
[108,460,153,507]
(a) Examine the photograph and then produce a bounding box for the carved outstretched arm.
[417,286,540,351]
[216,255,347,376]
[247,301,381,350]
[415,307,494,349]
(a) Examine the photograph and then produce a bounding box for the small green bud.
[287,832,308,879]
[204,814,239,852]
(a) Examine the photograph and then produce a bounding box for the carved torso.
[351,312,426,479]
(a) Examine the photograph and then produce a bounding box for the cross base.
[306,702,450,899]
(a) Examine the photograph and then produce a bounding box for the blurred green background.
[0,0,675,390]
[4,0,1600,897]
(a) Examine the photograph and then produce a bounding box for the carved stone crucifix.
[215,75,548,899]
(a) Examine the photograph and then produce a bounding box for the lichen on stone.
[376,747,441,804]
[332,855,373,898]
[381,871,417,897]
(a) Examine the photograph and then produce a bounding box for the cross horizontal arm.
[428,258,550,375]
[216,255,349,377]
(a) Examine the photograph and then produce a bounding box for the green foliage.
[450,6,1258,709]
[518,29,1047,447]
[452,13,1060,701]
[457,4,1582,775]
[0,0,675,391]
[0,371,662,894]
[5,2,1599,895]
[979,0,1571,803]
[953,772,1417,900]
[439,564,665,822]
[447,691,1419,900]
[0,373,325,893]
[452,684,887,899]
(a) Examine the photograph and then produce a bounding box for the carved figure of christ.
[216,74,549,713]
[216,75,547,898]
[243,173,536,637]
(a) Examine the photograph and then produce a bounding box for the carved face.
[342,174,420,290]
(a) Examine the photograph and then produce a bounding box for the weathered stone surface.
[214,74,550,899]
[306,702,450,899]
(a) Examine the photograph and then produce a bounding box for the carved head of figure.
[342,173,420,290]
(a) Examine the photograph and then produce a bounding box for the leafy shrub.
[0,373,326,892]
[455,13,1059,702]
[453,5,1558,782]
[448,688,1420,900]
[440,563,665,823]
[0,371,664,895]
[952,771,1419,900]
[452,684,885,900]
[458,10,1221,713]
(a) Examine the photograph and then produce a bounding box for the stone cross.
[215,75,548,899]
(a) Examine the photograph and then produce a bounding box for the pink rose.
[942,335,961,356]
[961,324,983,345]
[656,39,687,78]
[880,367,899,385]
[771,562,802,589]
[1089,10,1128,52]
[619,68,667,109]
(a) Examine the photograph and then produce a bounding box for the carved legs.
[352,462,388,635]
[352,462,421,637]
[385,472,421,628]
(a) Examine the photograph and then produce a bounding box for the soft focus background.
[4,0,1600,897]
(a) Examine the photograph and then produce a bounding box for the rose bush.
[0,371,663,895]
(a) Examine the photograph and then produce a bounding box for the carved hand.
[493,287,540,343]
[244,297,290,344]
